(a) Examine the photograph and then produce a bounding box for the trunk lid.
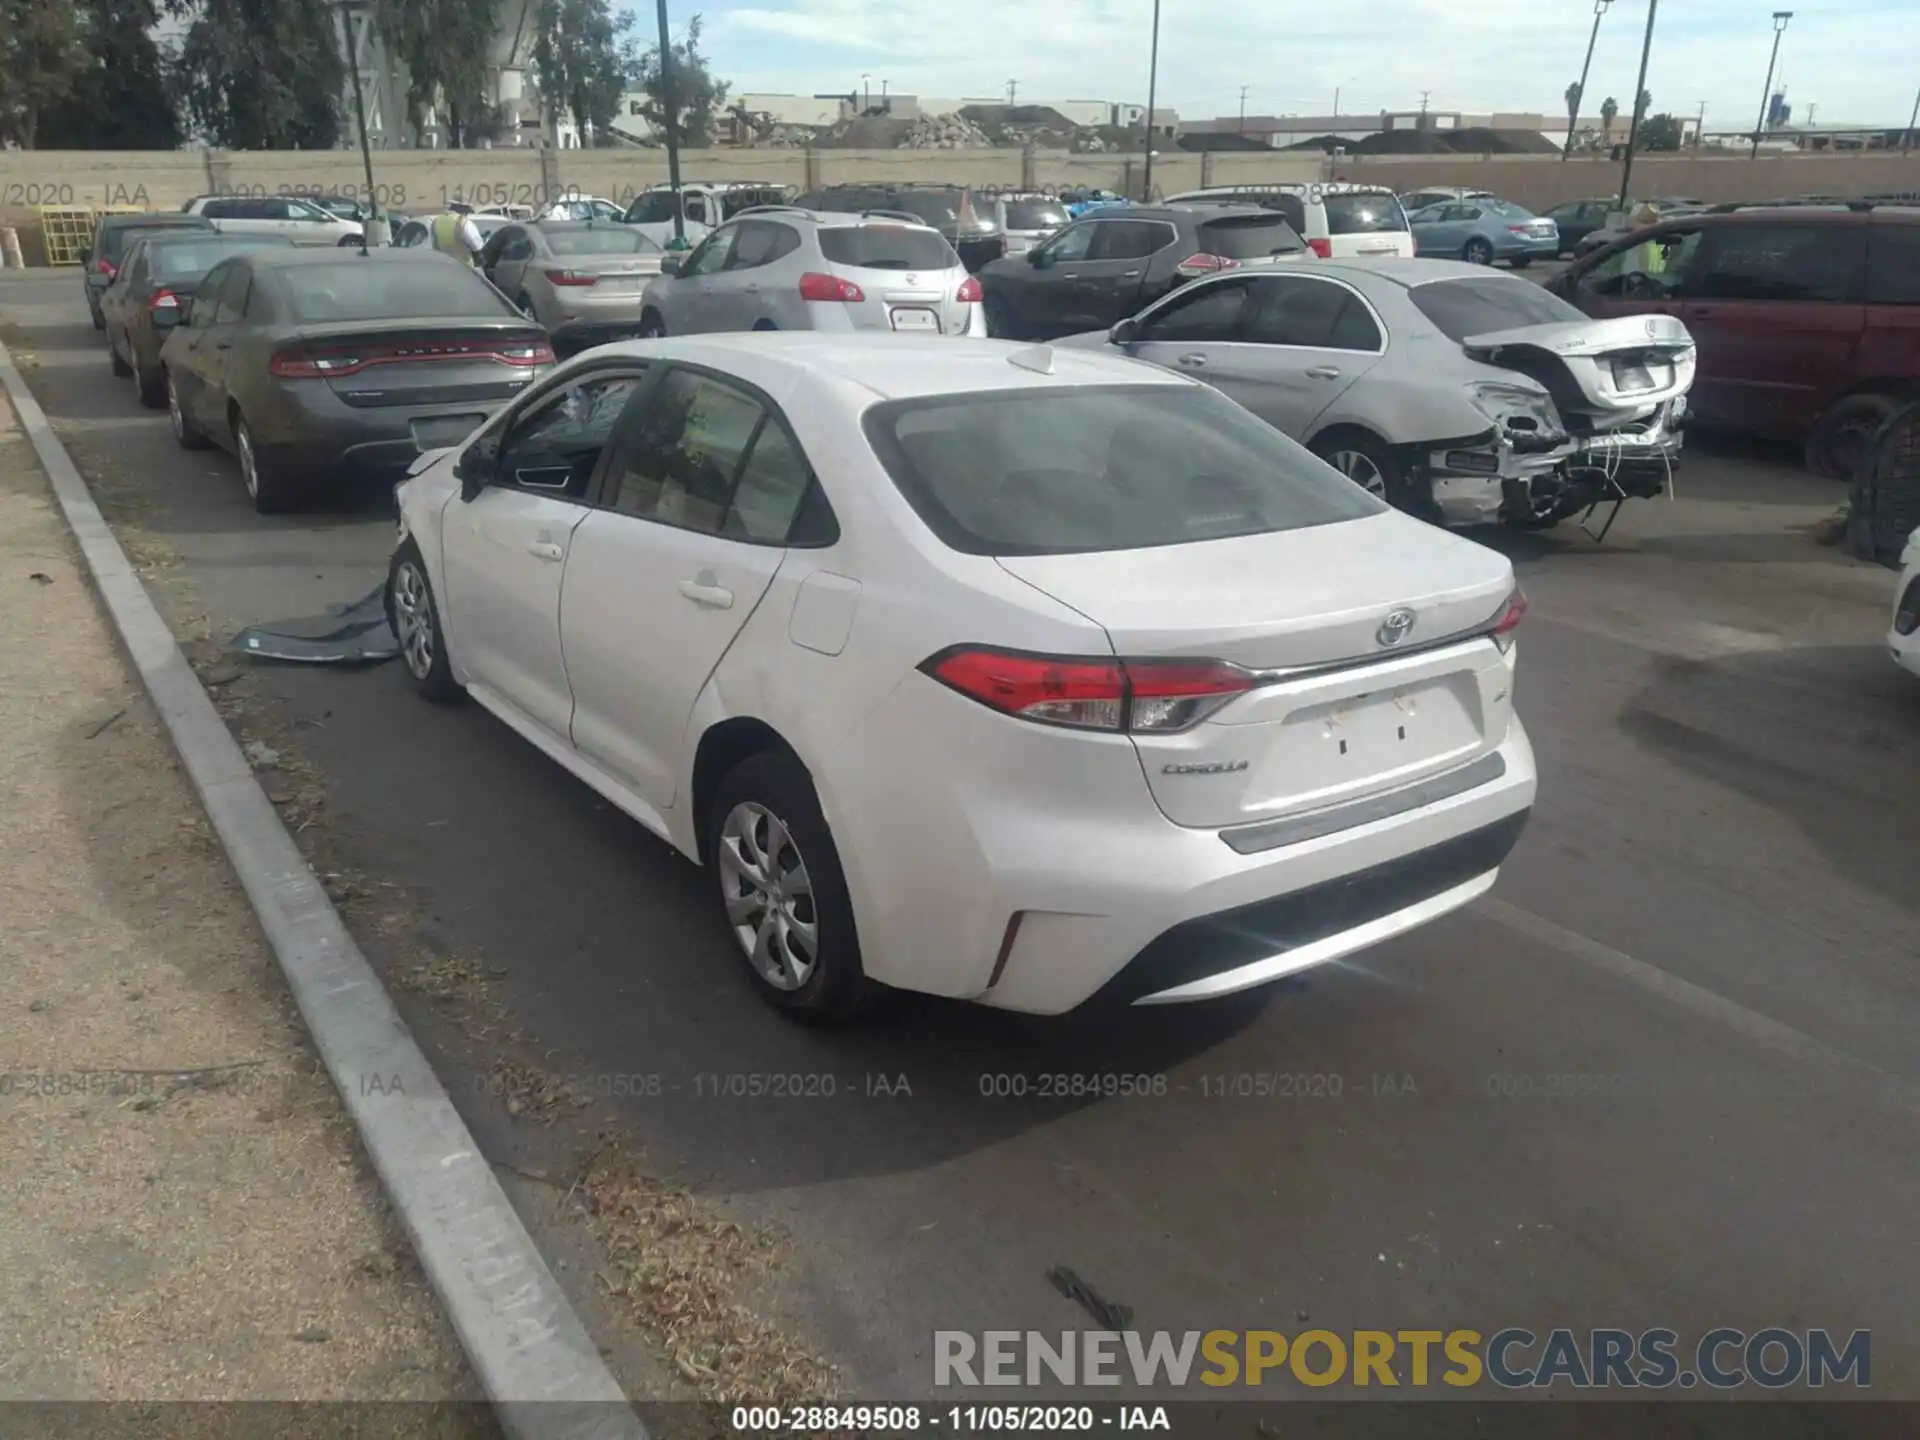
[1462,313,1696,416]
[542,254,662,292]
[996,515,1518,830]
[279,321,551,409]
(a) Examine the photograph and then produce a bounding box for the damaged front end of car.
[1420,314,1694,532]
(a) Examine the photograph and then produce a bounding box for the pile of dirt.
[959,104,1078,149]
[895,111,994,149]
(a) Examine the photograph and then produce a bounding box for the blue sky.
[640,0,1920,129]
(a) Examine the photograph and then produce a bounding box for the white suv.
[1166,183,1414,259]
[387,334,1536,1020]
[183,195,363,246]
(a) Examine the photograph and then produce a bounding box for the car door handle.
[527,540,565,562]
[1175,353,1209,368]
[743,283,760,293]
[1118,270,1142,279]
[677,578,734,609]
[1306,365,1342,379]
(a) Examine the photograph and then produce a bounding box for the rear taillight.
[1489,587,1527,653]
[1174,252,1239,278]
[544,268,600,286]
[97,260,118,281]
[149,289,181,313]
[270,337,554,379]
[501,340,557,365]
[1506,225,1530,235]
[923,647,1254,733]
[799,271,866,303]
[956,275,983,303]
[270,350,347,378]
[1306,238,1332,259]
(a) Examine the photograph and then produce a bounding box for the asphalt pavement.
[5,267,1917,1414]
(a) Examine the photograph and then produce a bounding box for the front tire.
[387,542,462,702]
[708,751,872,1023]
[1463,237,1494,265]
[1805,392,1903,481]
[167,371,210,450]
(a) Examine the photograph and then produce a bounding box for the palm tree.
[1564,80,1583,156]
[1600,95,1619,143]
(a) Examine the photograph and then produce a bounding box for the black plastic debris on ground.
[231,583,399,665]
[1046,1265,1134,1330]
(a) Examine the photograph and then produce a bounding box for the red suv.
[1547,205,1920,477]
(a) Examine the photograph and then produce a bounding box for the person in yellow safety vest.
[430,202,486,265]
[1625,201,1671,279]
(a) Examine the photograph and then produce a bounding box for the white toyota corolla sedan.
[387,333,1537,1020]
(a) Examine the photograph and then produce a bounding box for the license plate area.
[890,307,940,332]
[410,413,487,449]
[1611,358,1672,393]
[1262,678,1486,812]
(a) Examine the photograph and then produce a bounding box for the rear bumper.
[1494,235,1560,260]
[250,379,543,484]
[551,316,650,348]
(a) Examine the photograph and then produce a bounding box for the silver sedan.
[477,221,665,350]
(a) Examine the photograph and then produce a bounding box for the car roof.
[104,212,214,231]
[233,247,467,271]
[1308,257,1517,288]
[586,333,1191,404]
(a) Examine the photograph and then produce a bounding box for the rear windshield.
[1323,192,1408,234]
[1483,199,1533,219]
[1199,215,1306,260]
[102,221,206,261]
[884,193,961,228]
[147,238,291,280]
[545,228,660,255]
[1408,277,1587,341]
[864,385,1383,557]
[818,226,957,271]
[275,261,513,323]
[1006,200,1069,231]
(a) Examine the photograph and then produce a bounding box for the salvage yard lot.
[4,264,1918,1410]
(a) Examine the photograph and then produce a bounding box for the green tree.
[374,0,504,148]
[1635,112,1685,151]
[38,0,181,149]
[0,0,88,148]
[631,13,729,148]
[532,0,634,144]
[165,0,344,149]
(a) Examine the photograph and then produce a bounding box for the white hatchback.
[387,334,1536,1019]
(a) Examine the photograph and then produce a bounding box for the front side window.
[864,384,1383,558]
[493,374,647,498]
[1137,279,1256,343]
[1038,223,1096,264]
[681,226,736,277]
[1580,226,1706,300]
[1090,221,1173,261]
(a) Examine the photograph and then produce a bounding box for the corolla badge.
[1376,607,1417,647]
[1162,760,1250,776]
[1645,318,1659,338]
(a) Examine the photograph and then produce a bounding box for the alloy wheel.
[1326,449,1387,498]
[237,423,259,499]
[391,559,436,681]
[717,801,818,991]
[167,377,184,440]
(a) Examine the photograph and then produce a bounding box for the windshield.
[544,228,661,256]
[275,261,513,323]
[1005,200,1070,231]
[818,226,957,271]
[1323,192,1408,234]
[1408,277,1588,340]
[146,238,291,280]
[863,385,1383,557]
[624,192,680,225]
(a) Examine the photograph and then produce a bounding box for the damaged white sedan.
[1060,258,1693,532]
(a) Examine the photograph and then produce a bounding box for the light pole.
[1615,0,1659,212]
[1906,84,1919,154]
[1238,85,1249,133]
[1141,0,1162,201]
[1750,11,1792,159]
[1565,0,1611,160]
[656,0,685,245]
[332,0,385,243]
[861,74,871,112]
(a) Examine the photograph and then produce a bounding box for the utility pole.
[1141,0,1162,201]
[1007,79,1018,106]
[1615,0,1660,213]
[1750,11,1792,159]
[862,74,871,112]
[1566,0,1611,161]
[1805,102,1817,126]
[1419,90,1431,114]
[1695,99,1707,147]
[1238,85,1249,133]
[656,0,685,245]
[333,0,384,243]
[1906,84,1919,153]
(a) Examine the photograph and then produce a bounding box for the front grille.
[1084,810,1530,1008]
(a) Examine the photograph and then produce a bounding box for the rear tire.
[235,415,296,514]
[1312,430,1418,513]
[1805,392,1904,482]
[1463,237,1495,265]
[167,371,210,450]
[708,750,873,1024]
[109,330,132,377]
[638,309,665,339]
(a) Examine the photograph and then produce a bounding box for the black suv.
[975,204,1307,341]
[792,183,1002,271]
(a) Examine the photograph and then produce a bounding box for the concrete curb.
[0,340,646,1440]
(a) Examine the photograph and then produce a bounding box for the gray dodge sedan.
[161,249,555,512]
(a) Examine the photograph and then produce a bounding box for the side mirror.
[1109,318,1139,346]
[80,245,93,265]
[1027,248,1047,267]
[659,253,682,276]
[455,444,495,501]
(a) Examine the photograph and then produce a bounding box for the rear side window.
[1245,277,1381,350]
[1199,215,1305,260]
[608,370,764,532]
[863,384,1383,557]
[1409,277,1587,341]
[625,192,680,225]
[818,226,956,271]
[1693,223,1865,302]
[726,220,798,269]
[276,260,512,322]
[103,223,201,261]
[1867,225,1920,305]
[1322,192,1408,235]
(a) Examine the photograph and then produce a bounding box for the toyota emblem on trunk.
[1646,318,1659,338]
[1376,608,1417,647]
